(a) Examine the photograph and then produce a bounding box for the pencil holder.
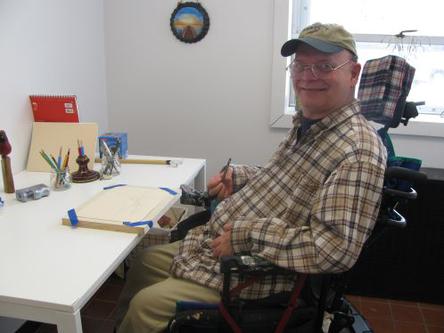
[100,155,120,180]
[50,168,72,191]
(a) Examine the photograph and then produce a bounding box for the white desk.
[0,155,205,332]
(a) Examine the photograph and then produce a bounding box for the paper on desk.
[62,186,179,235]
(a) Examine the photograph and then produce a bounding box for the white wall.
[0,0,108,175]
[104,0,287,177]
[0,1,108,331]
[104,1,444,177]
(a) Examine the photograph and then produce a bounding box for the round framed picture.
[170,2,210,44]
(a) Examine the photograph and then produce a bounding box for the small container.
[100,155,120,179]
[50,168,72,191]
[16,184,50,202]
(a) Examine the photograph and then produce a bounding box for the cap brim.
[281,37,344,57]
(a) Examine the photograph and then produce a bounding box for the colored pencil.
[57,147,62,169]
[40,150,58,171]
[62,148,70,170]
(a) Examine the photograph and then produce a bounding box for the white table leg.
[55,310,82,333]
[194,163,206,192]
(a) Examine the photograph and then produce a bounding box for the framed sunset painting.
[170,2,210,43]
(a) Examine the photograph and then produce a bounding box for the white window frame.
[269,0,444,138]
[269,0,293,129]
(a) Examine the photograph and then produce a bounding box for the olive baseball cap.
[281,22,357,57]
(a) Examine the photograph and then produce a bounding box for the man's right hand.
[207,167,233,201]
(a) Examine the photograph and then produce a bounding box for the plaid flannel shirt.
[171,100,387,299]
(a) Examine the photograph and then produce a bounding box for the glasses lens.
[290,62,315,78]
[315,63,335,73]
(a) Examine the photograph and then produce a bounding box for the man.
[116,22,387,332]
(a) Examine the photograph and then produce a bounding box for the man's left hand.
[211,223,233,258]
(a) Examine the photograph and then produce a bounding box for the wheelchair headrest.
[358,55,416,128]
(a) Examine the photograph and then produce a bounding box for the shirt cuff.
[231,165,250,192]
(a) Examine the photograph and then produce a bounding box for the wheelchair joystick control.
[179,184,211,208]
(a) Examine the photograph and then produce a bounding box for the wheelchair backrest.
[358,55,416,128]
[359,55,422,188]
[357,55,426,235]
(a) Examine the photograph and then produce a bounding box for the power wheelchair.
[166,55,427,333]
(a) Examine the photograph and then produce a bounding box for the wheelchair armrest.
[179,184,211,208]
[169,210,211,243]
[220,255,294,276]
[382,208,407,228]
[383,167,427,202]
[385,166,427,184]
[384,186,417,200]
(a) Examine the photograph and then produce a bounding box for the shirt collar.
[292,99,360,135]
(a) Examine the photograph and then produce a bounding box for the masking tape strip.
[159,187,177,195]
[103,184,127,190]
[67,209,79,226]
[122,220,153,228]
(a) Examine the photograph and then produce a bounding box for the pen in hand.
[208,158,232,202]
[220,158,232,182]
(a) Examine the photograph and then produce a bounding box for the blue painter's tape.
[159,187,177,195]
[103,184,127,190]
[68,209,79,226]
[123,220,153,228]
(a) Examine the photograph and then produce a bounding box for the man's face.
[291,44,361,119]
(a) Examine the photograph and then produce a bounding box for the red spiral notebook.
[29,95,79,122]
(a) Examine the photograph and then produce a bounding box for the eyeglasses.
[287,59,354,79]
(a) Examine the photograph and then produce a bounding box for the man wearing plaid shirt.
[117,22,387,333]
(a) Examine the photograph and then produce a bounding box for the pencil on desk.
[119,159,172,165]
[93,157,181,166]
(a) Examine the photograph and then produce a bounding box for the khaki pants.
[116,241,220,333]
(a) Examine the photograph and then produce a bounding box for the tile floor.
[345,295,444,333]
[18,274,124,333]
[17,274,444,333]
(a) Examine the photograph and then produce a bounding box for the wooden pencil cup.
[71,155,100,183]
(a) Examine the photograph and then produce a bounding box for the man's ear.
[350,62,361,87]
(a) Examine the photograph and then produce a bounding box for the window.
[270,0,444,135]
